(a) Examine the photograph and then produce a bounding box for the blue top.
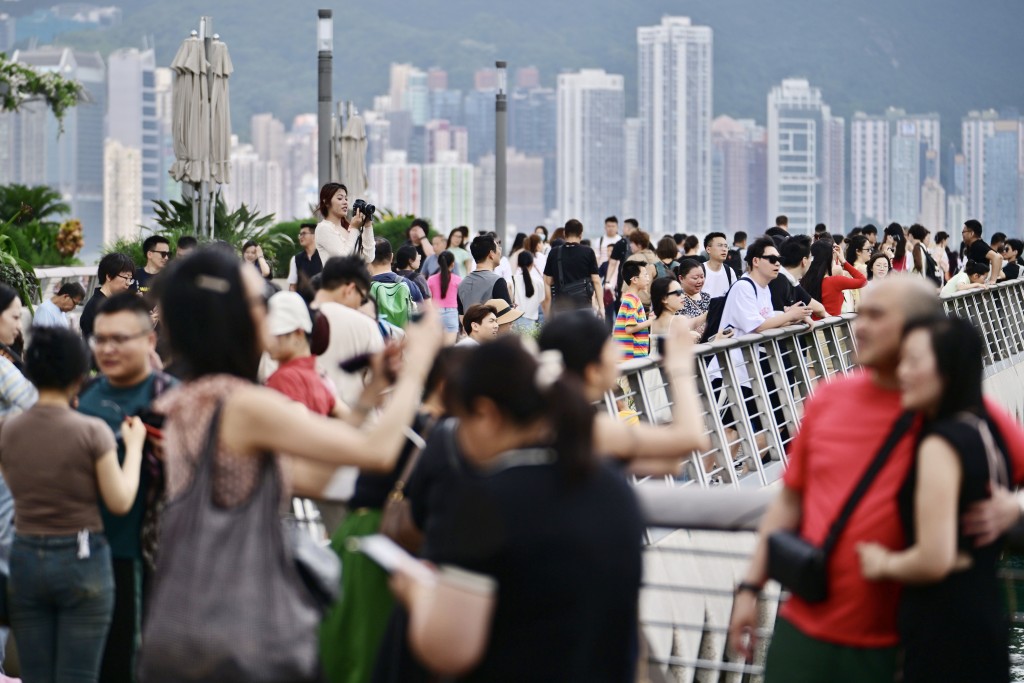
[31,299,68,328]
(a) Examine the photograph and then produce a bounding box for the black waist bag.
[767,412,913,603]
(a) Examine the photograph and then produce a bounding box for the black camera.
[352,199,375,221]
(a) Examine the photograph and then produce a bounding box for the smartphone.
[136,408,165,441]
[338,353,373,374]
[655,335,667,356]
[350,534,435,583]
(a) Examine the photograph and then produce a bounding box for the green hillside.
[53,0,1024,146]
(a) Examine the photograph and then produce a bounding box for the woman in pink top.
[427,251,463,345]
[800,240,867,318]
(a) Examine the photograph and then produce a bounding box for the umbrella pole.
[191,183,201,236]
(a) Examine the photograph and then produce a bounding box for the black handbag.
[767,411,914,603]
[138,404,326,682]
[555,245,594,301]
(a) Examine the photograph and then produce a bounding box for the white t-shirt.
[494,256,513,283]
[597,234,621,265]
[702,262,735,299]
[314,301,385,408]
[512,269,545,321]
[708,277,777,386]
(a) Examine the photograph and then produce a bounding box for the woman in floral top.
[677,259,711,332]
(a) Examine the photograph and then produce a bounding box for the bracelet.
[735,581,763,596]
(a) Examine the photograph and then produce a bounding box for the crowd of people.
[0,182,1019,682]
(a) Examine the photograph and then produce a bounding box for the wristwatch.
[735,581,763,596]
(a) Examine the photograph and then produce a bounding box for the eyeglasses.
[859,248,872,253]
[355,286,369,305]
[115,273,135,286]
[758,255,781,265]
[150,250,171,259]
[89,330,150,350]
[298,231,313,237]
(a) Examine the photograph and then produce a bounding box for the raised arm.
[95,417,147,515]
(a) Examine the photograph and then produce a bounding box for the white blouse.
[315,219,375,264]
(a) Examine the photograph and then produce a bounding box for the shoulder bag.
[137,404,328,683]
[767,411,914,603]
[380,419,437,554]
[555,245,594,301]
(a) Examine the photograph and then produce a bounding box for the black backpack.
[700,277,756,344]
[725,249,743,275]
[916,244,943,287]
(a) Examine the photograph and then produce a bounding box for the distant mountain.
[52,0,1024,148]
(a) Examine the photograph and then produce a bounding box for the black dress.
[372,420,645,683]
[897,416,1011,683]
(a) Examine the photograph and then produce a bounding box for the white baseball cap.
[267,291,312,336]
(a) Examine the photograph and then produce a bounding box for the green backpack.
[370,280,413,328]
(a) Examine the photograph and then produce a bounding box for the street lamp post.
[495,60,508,242]
[317,10,333,189]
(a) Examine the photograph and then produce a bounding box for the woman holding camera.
[315,182,376,264]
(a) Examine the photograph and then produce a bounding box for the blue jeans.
[9,532,115,683]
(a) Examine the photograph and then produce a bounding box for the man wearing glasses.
[134,236,172,297]
[287,223,324,293]
[80,252,137,339]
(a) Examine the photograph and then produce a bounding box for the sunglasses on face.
[758,255,781,265]
[150,250,171,259]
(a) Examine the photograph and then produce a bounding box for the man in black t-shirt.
[769,236,827,316]
[134,235,170,297]
[543,219,601,315]
[961,219,1002,285]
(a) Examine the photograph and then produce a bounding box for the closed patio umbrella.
[169,35,210,185]
[208,38,233,186]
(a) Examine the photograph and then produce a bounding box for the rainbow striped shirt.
[613,292,650,359]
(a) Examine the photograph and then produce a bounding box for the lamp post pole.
[317,10,333,189]
[495,61,508,242]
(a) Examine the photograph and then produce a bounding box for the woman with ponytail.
[373,337,645,682]
[427,250,462,345]
[511,251,547,334]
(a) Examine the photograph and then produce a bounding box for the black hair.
[675,257,705,280]
[682,235,699,253]
[0,284,18,316]
[934,231,949,245]
[534,225,548,238]
[765,226,789,239]
[242,240,259,254]
[318,182,348,220]
[424,346,469,402]
[158,248,261,382]
[908,223,929,242]
[25,326,89,391]
[780,236,812,268]
[516,251,535,298]
[407,218,430,237]
[650,276,678,317]
[372,238,394,266]
[703,232,727,249]
[538,309,609,379]
[394,244,418,270]
[437,251,455,299]
[903,315,984,420]
[621,260,643,285]
[814,223,828,234]
[1005,238,1023,261]
[775,215,788,227]
[885,223,906,262]
[564,219,584,238]
[448,337,595,484]
[96,291,153,326]
[176,235,199,250]
[320,255,371,292]
[861,224,878,237]
[604,216,618,225]
[97,252,136,285]
[733,231,747,244]
[848,227,863,238]
[56,282,85,300]
[462,304,497,335]
[470,235,497,263]
[142,235,170,254]
[845,235,869,265]
[800,239,834,303]
[673,233,686,245]
[744,237,778,269]
[298,223,317,233]
[866,253,892,280]
[510,232,527,253]
[624,218,639,229]
[990,232,1006,245]
[963,260,990,277]
[831,233,845,247]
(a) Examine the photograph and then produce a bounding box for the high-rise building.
[962,109,1024,235]
[423,151,474,232]
[429,89,462,126]
[107,48,162,224]
[153,67,176,204]
[711,115,768,234]
[766,78,845,235]
[426,67,448,91]
[474,68,498,91]
[475,149,545,244]
[5,46,106,256]
[103,139,142,244]
[556,69,625,238]
[368,151,422,217]
[637,16,713,235]
[405,70,429,126]
[509,87,556,214]
[286,114,318,218]
[623,118,642,219]
[251,113,290,215]
[947,194,968,236]
[223,136,284,219]
[851,109,940,226]
[463,89,495,163]
[918,178,946,233]
[515,66,540,90]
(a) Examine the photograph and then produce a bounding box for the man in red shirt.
[265,291,339,417]
[729,276,1024,682]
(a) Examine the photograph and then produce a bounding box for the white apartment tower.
[368,151,422,217]
[422,151,474,232]
[108,48,162,224]
[767,78,845,235]
[850,109,940,227]
[103,139,142,244]
[637,16,713,235]
[556,69,625,238]
[962,110,1024,236]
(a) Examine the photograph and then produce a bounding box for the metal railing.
[618,278,1024,681]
